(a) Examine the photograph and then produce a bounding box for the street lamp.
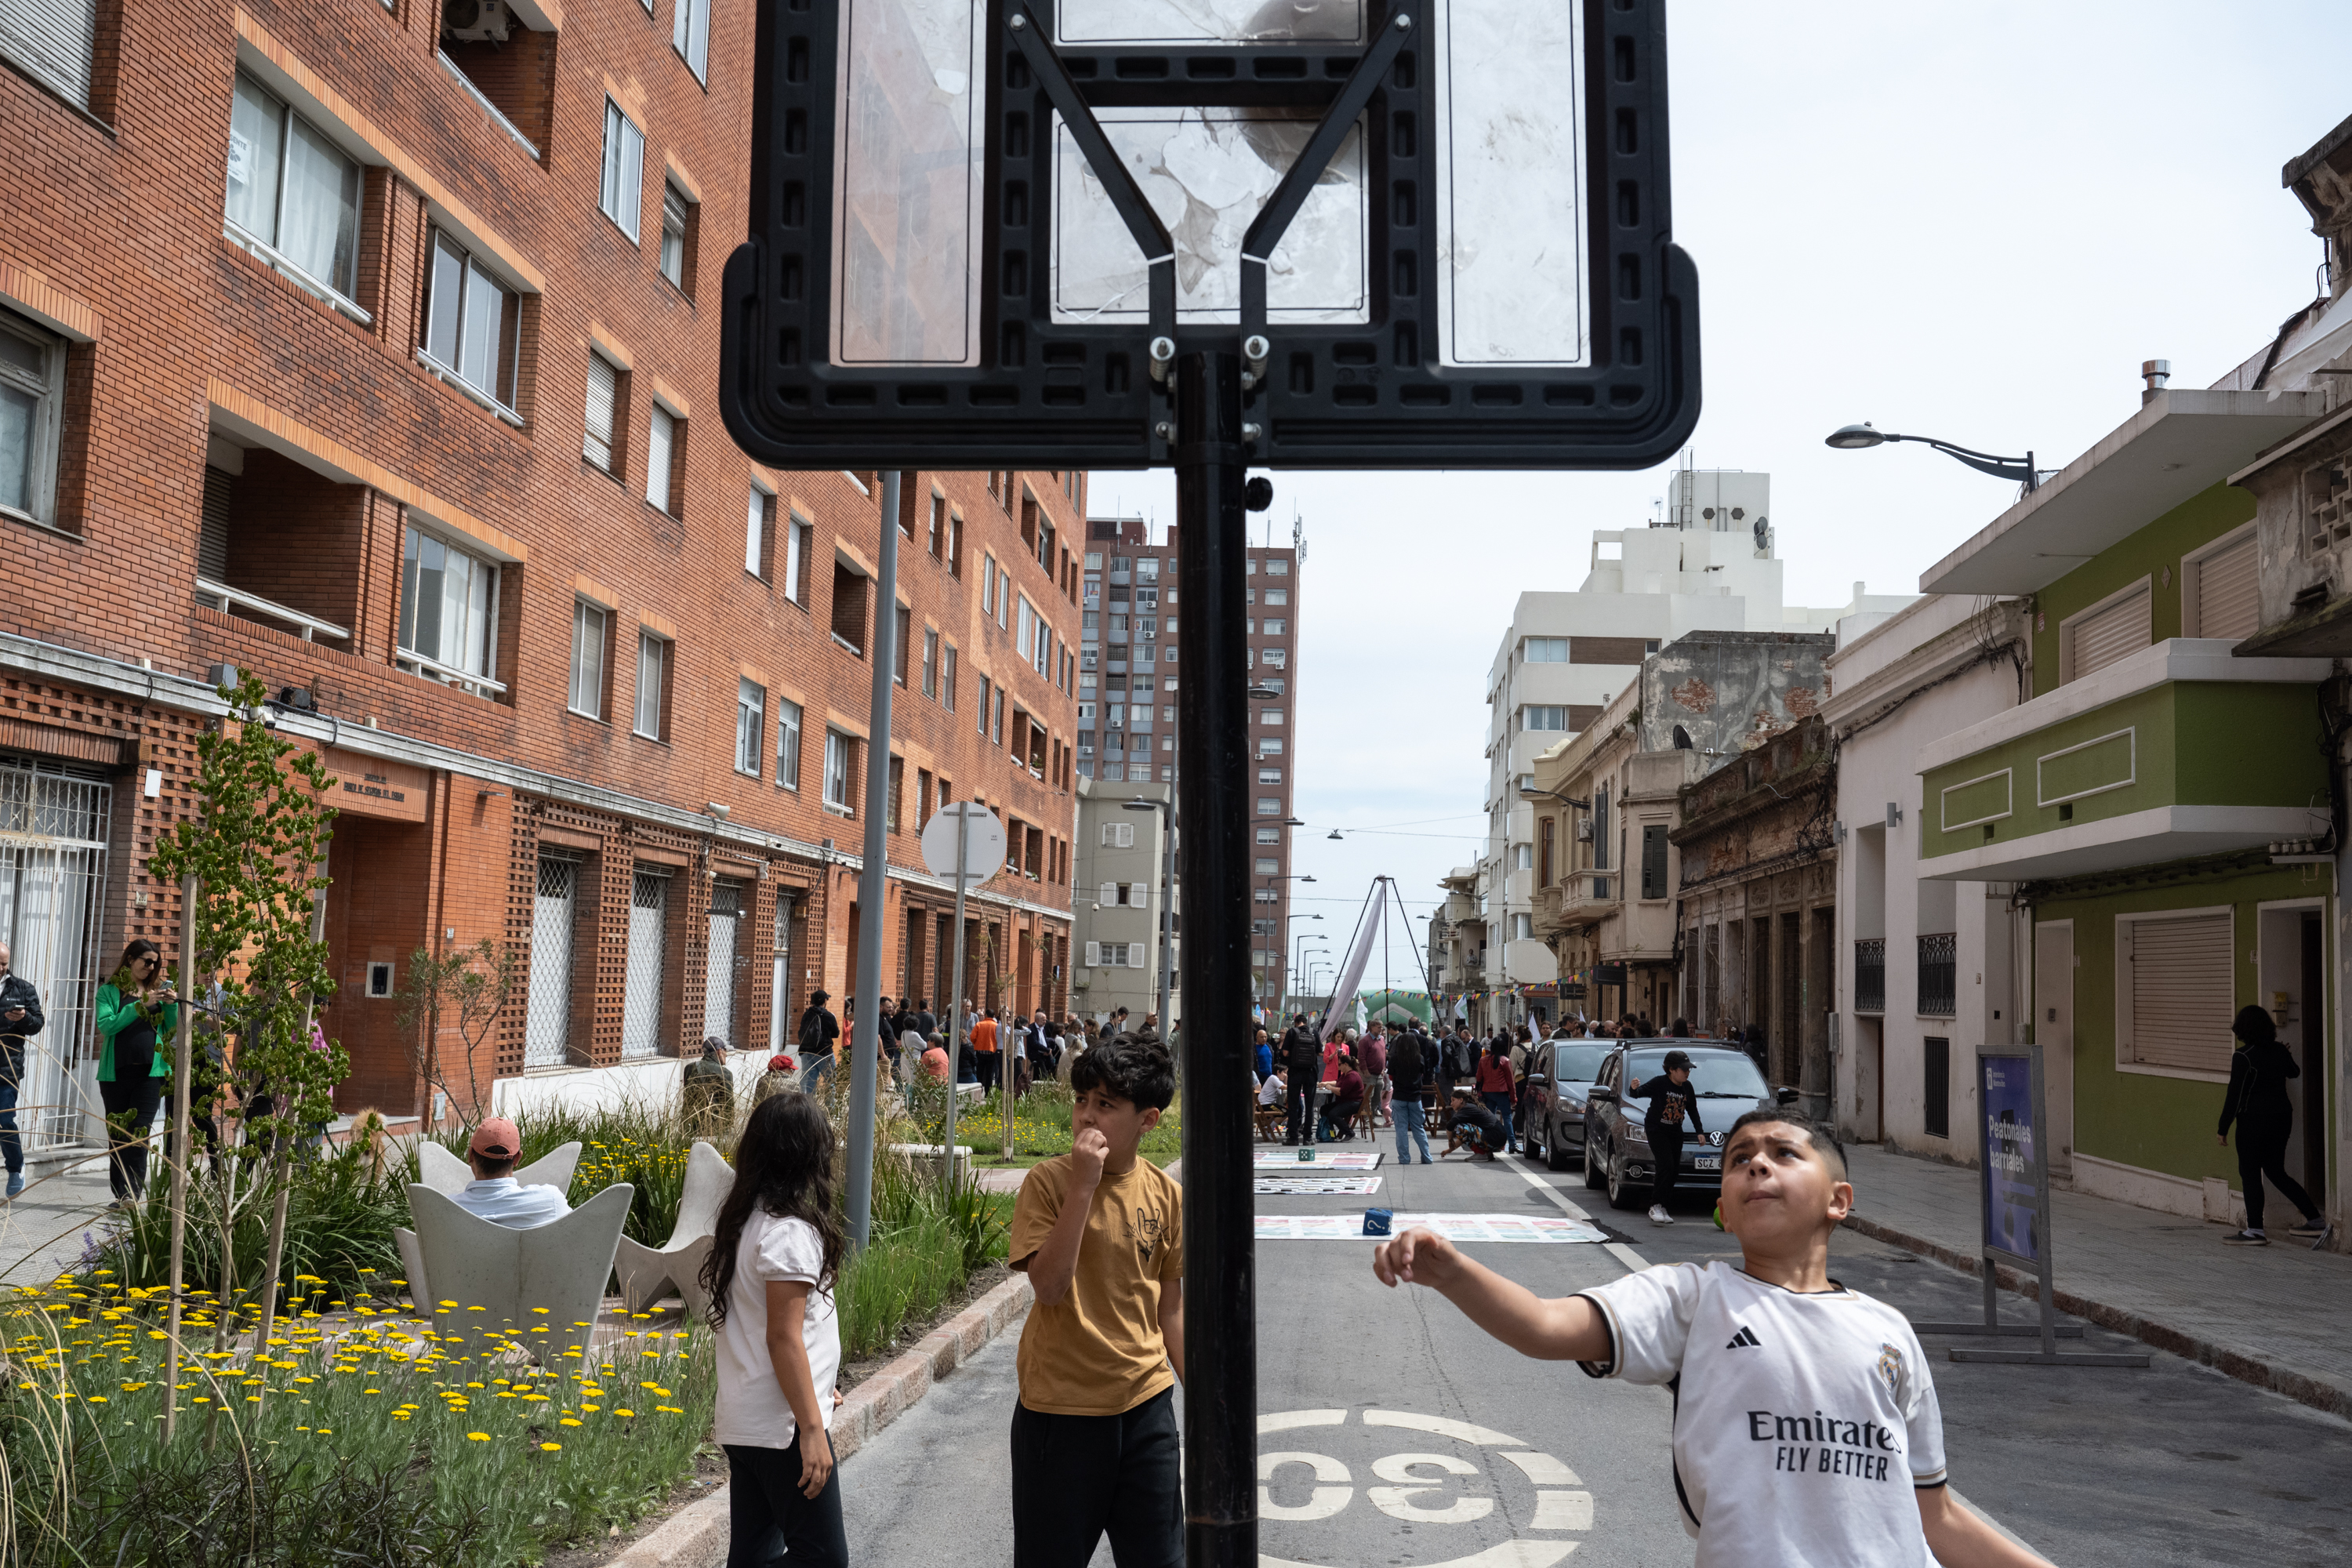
[1121,797,1176,1036]
[1823,423,2039,492]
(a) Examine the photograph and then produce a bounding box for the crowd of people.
[776,988,1172,1104]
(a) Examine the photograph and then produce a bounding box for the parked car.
[1518,1037,1614,1171]
[1580,1040,1798,1211]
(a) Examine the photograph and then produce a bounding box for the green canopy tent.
[1355,988,1435,1029]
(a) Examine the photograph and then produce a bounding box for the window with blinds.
[2187,532,2258,641]
[2,0,98,108]
[2061,583,2151,684]
[2118,911,2234,1075]
[583,353,619,472]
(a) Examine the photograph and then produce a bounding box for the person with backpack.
[2217,1004,2328,1245]
[797,990,841,1093]
[1280,1015,1321,1146]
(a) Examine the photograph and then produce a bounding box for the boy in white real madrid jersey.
[1371,1109,2054,1568]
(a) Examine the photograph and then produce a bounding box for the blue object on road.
[1363,1208,1392,1236]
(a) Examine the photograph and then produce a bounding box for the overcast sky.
[1091,1,2352,986]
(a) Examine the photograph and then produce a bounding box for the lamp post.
[1122,794,1176,1035]
[1824,423,2039,492]
[1290,933,1327,1016]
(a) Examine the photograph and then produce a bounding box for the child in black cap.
[1628,1049,1703,1225]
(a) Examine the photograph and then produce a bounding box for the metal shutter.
[525,857,577,1067]
[198,466,233,583]
[2122,913,2234,1073]
[583,354,616,470]
[704,880,742,1049]
[2066,586,2150,682]
[621,869,667,1058]
[1083,941,1100,967]
[2192,535,2258,641]
[2,0,97,109]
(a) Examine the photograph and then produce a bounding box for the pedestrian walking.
[1628,1049,1704,1226]
[1360,1022,1390,1129]
[2216,1004,2328,1244]
[1007,1036,1185,1568]
[1388,1026,1432,1164]
[971,1007,1003,1094]
[0,939,44,1200]
[95,940,176,1207]
[797,991,841,1093]
[701,1092,849,1567]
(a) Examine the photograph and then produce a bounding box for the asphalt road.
[836,1140,2352,1567]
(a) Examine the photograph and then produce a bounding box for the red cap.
[468,1117,521,1160]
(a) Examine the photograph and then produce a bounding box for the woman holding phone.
[95,939,177,1206]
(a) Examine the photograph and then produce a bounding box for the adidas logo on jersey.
[1726,1325,1762,1349]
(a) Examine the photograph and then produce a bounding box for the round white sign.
[920,801,1007,881]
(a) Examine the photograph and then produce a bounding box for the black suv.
[1580,1040,1797,1211]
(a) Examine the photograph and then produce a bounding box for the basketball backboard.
[719,0,1698,471]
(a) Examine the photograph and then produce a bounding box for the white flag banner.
[1321,891,1385,1044]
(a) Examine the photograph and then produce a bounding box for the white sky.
[1090,0,2352,981]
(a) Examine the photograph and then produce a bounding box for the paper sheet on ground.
[1251,1149,1383,1170]
[1254,1176,1384,1195]
[1254,1212,1608,1243]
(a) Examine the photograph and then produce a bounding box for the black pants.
[1011,1388,1182,1568]
[976,1053,1001,1094]
[98,1075,162,1200]
[2234,1120,2319,1232]
[1650,1126,1684,1208]
[722,1439,847,1568]
[0,1067,20,1174]
[1287,1078,1316,1144]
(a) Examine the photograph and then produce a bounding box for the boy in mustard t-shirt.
[1007,1036,1185,1568]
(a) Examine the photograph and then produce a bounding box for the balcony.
[1552,869,1620,923]
[1915,933,1955,1017]
[1915,639,2332,881]
[1853,938,1885,1014]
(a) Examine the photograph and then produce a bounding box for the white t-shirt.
[1258,1074,1285,1107]
[713,1210,841,1450]
[452,1178,572,1229]
[1576,1261,1946,1568]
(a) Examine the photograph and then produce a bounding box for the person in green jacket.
[96,939,176,1206]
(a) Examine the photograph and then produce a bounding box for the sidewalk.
[1844,1144,2352,1417]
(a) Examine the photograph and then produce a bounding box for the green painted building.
[1915,387,2337,1221]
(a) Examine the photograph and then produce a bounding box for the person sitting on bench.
[1319,1053,1364,1142]
[450,1118,571,1229]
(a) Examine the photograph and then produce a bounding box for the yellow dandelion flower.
[466,1432,490,1441]
[539,1441,561,1451]
[560,1417,583,1427]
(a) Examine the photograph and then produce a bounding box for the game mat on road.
[1255,1213,1607,1243]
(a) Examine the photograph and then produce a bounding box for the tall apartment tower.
[1464,470,1911,1025]
[0,0,1081,1155]
[1076,519,1301,1011]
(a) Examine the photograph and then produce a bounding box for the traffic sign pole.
[944,806,969,1180]
[1176,348,1255,1568]
[845,469,902,1250]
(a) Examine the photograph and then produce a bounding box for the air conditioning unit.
[1574,820,1594,842]
[444,0,514,43]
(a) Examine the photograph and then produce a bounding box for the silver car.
[1518,1037,1614,1171]
[1580,1041,1797,1212]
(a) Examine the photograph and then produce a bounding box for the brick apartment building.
[0,0,1080,1152]
[1076,519,1300,1010]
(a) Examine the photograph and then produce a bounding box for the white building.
[1823,594,2027,1162]
[1070,776,1178,1029]
[1475,469,1913,1022]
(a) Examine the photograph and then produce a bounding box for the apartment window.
[1256,826,1280,844]
[397,524,500,695]
[1513,913,1534,942]
[2185,527,2259,640]
[735,679,764,776]
[783,514,813,606]
[422,230,521,415]
[2060,580,2151,685]
[1267,559,1289,575]
[893,604,911,684]
[993,684,1006,744]
[673,0,710,82]
[1258,737,1283,757]
[583,352,622,474]
[776,698,804,788]
[600,100,645,240]
[942,645,958,711]
[1261,647,1287,668]
[1261,707,1284,724]
[568,600,608,719]
[921,629,939,696]
[1255,858,1279,874]
[1524,637,1568,663]
[2,0,96,106]
[1641,823,1669,899]
[831,561,869,652]
[949,514,964,577]
[225,72,362,305]
[1523,706,1567,731]
[823,730,855,811]
[1258,768,1282,784]
[982,554,998,617]
[0,310,66,527]
[1257,797,1280,816]
[659,183,693,290]
[633,632,669,739]
[1512,843,1534,871]
[927,492,946,557]
[1265,589,1288,606]
[1253,887,1278,904]
[977,675,993,735]
[645,405,681,514]
[1263,619,1286,635]
[745,486,775,578]
[887,757,904,831]
[916,768,934,826]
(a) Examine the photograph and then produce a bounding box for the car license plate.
[1693,1156,1721,1171]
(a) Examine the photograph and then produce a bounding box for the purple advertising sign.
[1980,1053,2039,1263]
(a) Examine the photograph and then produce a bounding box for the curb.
[1843,1210,2352,1420]
[609,1269,1036,1568]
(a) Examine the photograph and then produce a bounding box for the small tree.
[147,672,345,1395]
[394,938,526,1132]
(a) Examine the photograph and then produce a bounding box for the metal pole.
[1175,347,1254,1568]
[846,469,904,1247]
[944,808,968,1180]
[1155,797,1174,1036]
[162,872,197,1443]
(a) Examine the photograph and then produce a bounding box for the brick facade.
[2,0,1076,1128]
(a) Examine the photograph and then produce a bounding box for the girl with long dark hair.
[94,938,176,1205]
[699,1091,848,1566]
